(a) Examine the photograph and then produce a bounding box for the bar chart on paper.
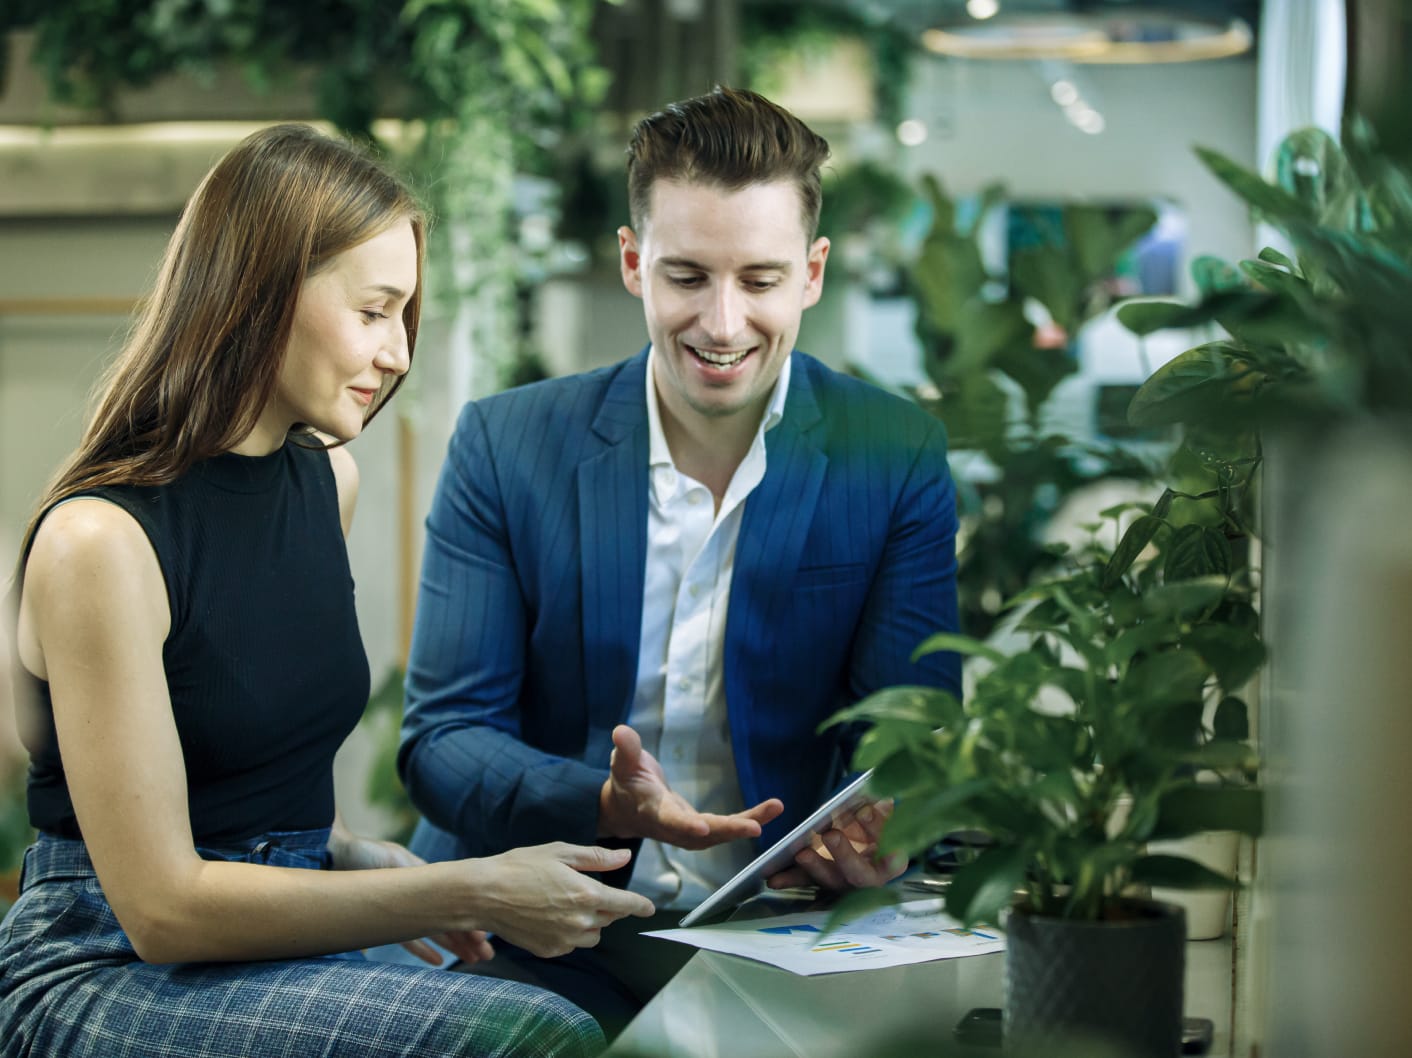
[645,898,1006,976]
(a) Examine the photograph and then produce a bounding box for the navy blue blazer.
[398,350,961,867]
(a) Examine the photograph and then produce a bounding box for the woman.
[0,123,652,1058]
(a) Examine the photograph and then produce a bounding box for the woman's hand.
[461,843,656,958]
[330,830,494,966]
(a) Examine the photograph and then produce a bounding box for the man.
[397,86,960,1033]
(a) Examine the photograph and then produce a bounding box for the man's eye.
[744,279,779,292]
[668,275,704,288]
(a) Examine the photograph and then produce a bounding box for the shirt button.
[688,584,701,599]
[687,491,704,506]
[672,746,685,762]
[677,677,690,691]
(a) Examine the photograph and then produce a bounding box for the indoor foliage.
[908,177,1157,639]
[1,0,612,390]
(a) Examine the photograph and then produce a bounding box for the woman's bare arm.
[19,498,652,965]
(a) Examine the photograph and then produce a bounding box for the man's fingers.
[742,798,785,826]
[654,797,713,838]
[610,724,643,772]
[400,939,445,965]
[765,865,812,889]
[824,829,886,889]
[793,844,847,890]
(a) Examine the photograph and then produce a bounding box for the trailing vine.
[738,1,916,129]
[1,0,611,396]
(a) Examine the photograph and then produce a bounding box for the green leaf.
[1197,145,1315,226]
[1010,235,1086,331]
[852,724,931,773]
[1127,342,1248,427]
[1107,621,1176,669]
[1125,649,1209,709]
[945,845,1028,926]
[821,886,902,937]
[823,685,956,733]
[1163,524,1232,582]
[1184,626,1266,692]
[1151,785,1264,840]
[1101,514,1163,589]
[881,779,993,855]
[1116,298,1196,336]
[1132,853,1241,890]
[1257,245,1297,271]
[1274,127,1359,229]
[1141,576,1229,619]
[1238,258,1308,300]
[912,633,1006,666]
[1191,255,1246,295]
[1212,696,1250,740]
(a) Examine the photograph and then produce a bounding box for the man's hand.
[764,799,908,891]
[597,724,783,848]
[328,830,496,967]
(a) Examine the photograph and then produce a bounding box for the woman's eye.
[361,310,389,322]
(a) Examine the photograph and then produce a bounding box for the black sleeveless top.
[21,443,370,845]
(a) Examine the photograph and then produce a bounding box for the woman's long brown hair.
[19,123,426,558]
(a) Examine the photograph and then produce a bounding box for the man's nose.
[700,283,746,344]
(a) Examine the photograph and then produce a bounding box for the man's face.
[619,178,829,432]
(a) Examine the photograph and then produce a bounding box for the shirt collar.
[645,345,792,471]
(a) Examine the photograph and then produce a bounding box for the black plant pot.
[1003,898,1186,1058]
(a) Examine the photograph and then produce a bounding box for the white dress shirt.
[625,346,792,910]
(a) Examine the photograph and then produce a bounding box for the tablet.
[677,769,876,927]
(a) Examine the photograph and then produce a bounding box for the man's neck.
[659,401,766,509]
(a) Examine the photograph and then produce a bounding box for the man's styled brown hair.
[626,86,831,240]
[21,123,425,555]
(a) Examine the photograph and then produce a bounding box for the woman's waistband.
[21,826,335,890]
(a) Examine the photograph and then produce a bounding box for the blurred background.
[1,2,1407,1054]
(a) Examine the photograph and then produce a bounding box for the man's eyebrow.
[656,256,794,272]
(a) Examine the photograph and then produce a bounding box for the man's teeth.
[692,346,748,367]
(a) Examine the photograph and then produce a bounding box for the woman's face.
[246,220,418,453]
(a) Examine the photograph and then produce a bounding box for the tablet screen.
[677,769,875,928]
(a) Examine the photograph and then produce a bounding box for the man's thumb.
[611,724,642,768]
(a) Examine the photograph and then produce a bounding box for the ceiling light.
[1073,109,1106,134]
[922,13,1253,64]
[966,0,1001,19]
[896,118,928,146]
[1050,79,1080,106]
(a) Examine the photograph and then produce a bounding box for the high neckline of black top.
[194,441,292,493]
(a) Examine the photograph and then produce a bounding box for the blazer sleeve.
[396,400,607,854]
[846,416,962,708]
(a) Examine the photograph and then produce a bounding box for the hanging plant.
[1,0,613,396]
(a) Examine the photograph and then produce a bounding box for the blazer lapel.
[579,352,650,727]
[727,358,828,801]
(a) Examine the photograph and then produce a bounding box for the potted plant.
[828,111,1411,1056]
[826,224,1271,1052]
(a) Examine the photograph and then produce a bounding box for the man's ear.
[619,226,644,299]
[801,236,830,310]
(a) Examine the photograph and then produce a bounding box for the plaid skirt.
[0,830,604,1058]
